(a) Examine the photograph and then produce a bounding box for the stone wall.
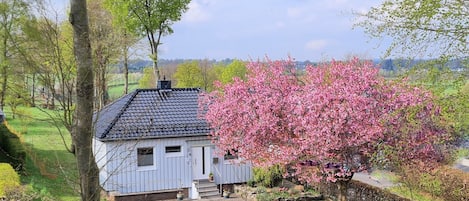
[319,180,410,201]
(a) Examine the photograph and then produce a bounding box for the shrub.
[0,163,20,197]
[0,124,25,170]
[3,185,55,201]
[398,165,469,201]
[253,164,284,187]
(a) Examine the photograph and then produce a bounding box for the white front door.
[191,146,211,180]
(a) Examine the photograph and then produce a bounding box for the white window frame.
[137,147,156,171]
[165,145,184,157]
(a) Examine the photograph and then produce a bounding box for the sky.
[52,0,389,61]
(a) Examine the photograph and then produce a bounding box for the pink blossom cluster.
[201,57,449,183]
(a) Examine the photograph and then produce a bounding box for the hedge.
[0,163,20,197]
[0,124,25,170]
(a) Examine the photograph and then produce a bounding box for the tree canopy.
[356,0,468,59]
[202,58,450,199]
[104,0,190,82]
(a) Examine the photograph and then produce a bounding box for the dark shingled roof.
[94,88,209,141]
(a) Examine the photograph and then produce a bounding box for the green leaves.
[356,0,468,59]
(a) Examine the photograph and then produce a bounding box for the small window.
[165,146,181,153]
[224,150,238,160]
[137,147,154,167]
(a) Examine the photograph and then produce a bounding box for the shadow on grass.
[21,142,80,201]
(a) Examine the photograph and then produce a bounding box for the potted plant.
[223,186,231,198]
[176,190,184,200]
[208,172,214,182]
[223,190,230,198]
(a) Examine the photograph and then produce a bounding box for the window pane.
[137,147,153,166]
[165,146,181,153]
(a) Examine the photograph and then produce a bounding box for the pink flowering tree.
[201,58,449,200]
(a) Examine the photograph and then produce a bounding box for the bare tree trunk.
[31,73,35,107]
[70,0,100,200]
[336,180,349,201]
[0,35,8,110]
[123,44,129,94]
[0,64,6,110]
[148,30,162,82]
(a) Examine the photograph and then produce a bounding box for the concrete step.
[195,180,221,199]
[199,190,221,199]
[198,186,218,193]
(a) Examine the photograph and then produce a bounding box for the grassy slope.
[1,74,142,200]
[3,106,79,201]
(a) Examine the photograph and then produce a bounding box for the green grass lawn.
[108,82,139,101]
[3,106,79,201]
[107,73,142,87]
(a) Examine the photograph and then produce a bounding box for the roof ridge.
[99,90,140,139]
[135,88,201,92]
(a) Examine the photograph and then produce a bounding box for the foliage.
[0,163,20,197]
[0,0,33,110]
[3,185,55,201]
[252,164,284,187]
[104,0,190,80]
[219,59,247,84]
[256,187,291,201]
[139,67,157,88]
[88,0,120,110]
[203,58,450,186]
[174,61,204,88]
[394,165,469,201]
[356,0,468,58]
[402,60,469,139]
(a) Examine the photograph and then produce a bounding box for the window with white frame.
[165,145,183,157]
[137,147,154,167]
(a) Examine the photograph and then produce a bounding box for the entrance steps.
[196,179,221,199]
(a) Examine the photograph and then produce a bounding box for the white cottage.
[93,81,252,200]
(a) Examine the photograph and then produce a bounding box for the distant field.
[107,72,142,86]
[108,82,139,101]
[3,107,79,201]
[107,73,142,101]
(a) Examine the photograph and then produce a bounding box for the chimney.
[157,76,171,90]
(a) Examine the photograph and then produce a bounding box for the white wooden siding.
[95,136,252,194]
[214,153,253,184]
[92,138,108,189]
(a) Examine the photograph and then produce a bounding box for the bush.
[3,185,55,201]
[253,164,284,187]
[0,163,20,197]
[398,165,469,201]
[0,124,25,170]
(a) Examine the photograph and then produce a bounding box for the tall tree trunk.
[336,180,349,201]
[31,73,35,107]
[149,30,162,82]
[69,0,100,200]
[123,43,129,94]
[0,64,6,110]
[0,35,8,110]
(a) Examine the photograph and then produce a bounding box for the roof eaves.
[98,133,209,142]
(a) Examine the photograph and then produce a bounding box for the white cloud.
[305,40,328,50]
[182,0,211,23]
